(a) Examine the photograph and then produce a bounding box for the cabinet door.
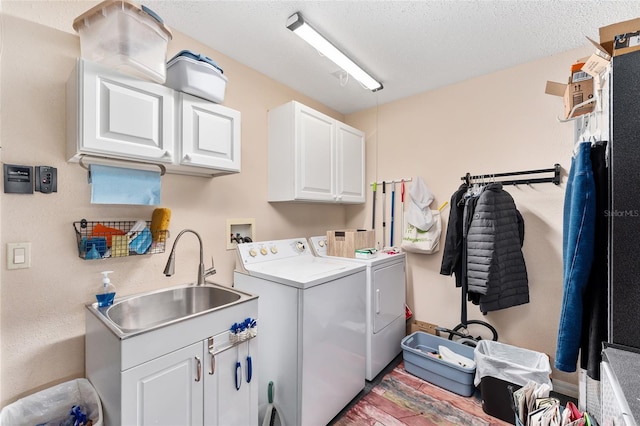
[295,103,335,201]
[122,342,204,426]
[204,334,258,426]
[179,94,241,172]
[78,59,175,163]
[372,262,406,333]
[336,122,366,203]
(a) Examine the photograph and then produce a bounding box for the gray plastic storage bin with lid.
[401,331,477,396]
[165,50,228,103]
[474,340,552,424]
[0,378,103,425]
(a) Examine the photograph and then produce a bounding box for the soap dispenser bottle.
[96,271,116,307]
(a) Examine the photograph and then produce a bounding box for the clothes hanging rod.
[461,164,561,186]
[370,178,413,186]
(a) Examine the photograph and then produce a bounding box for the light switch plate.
[7,242,31,270]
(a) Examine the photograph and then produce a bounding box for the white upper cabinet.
[268,101,365,203]
[178,93,241,173]
[336,121,366,203]
[67,58,175,164]
[67,59,241,176]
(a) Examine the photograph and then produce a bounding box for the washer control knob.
[319,240,326,247]
[260,247,268,256]
[270,246,278,254]
[249,249,257,257]
[296,241,305,252]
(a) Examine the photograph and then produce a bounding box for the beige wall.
[1,1,592,407]
[346,46,593,388]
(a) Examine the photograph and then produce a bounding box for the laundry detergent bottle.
[96,270,116,307]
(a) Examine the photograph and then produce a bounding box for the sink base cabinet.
[122,342,204,425]
[205,332,258,425]
[85,298,258,426]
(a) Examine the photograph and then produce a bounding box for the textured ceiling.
[9,1,640,114]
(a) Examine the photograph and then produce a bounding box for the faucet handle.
[204,257,216,278]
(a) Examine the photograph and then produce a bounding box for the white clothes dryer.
[309,236,407,381]
[234,238,366,426]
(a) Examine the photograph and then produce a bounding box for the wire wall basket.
[74,219,169,260]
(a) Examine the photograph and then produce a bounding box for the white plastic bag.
[0,378,103,426]
[473,340,552,388]
[401,210,441,254]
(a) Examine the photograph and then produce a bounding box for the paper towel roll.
[89,164,161,205]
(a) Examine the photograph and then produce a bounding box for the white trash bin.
[0,378,103,426]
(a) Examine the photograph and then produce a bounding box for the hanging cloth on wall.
[580,141,609,380]
[465,183,528,315]
[406,176,434,231]
[440,183,469,288]
[441,181,528,324]
[555,141,597,373]
[89,164,161,205]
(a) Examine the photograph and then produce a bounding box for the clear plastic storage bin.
[73,0,173,83]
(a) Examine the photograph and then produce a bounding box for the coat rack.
[461,164,561,186]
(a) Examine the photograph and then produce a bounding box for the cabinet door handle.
[195,356,202,382]
[208,337,215,375]
[209,353,215,375]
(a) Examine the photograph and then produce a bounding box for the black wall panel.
[610,50,640,349]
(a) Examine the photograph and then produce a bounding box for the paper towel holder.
[78,155,167,176]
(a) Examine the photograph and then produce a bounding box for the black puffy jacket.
[466,183,529,313]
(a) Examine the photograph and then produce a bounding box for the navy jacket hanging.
[440,183,469,287]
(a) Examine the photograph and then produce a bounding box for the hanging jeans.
[555,142,596,372]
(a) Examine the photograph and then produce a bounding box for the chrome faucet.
[163,229,216,285]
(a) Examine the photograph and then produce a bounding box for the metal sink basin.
[88,284,254,338]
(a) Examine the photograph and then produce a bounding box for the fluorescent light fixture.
[286,12,383,92]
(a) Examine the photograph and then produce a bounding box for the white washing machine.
[309,236,406,381]
[233,238,366,426]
